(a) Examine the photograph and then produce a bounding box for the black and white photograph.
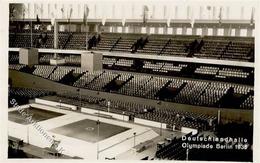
[1,0,258,162]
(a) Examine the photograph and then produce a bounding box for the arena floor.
[8,107,64,124]
[49,119,130,143]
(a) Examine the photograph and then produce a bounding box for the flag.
[51,12,55,26]
[122,18,126,26]
[68,8,73,23]
[218,7,222,24]
[143,5,149,24]
[36,14,40,24]
[250,7,254,25]
[83,5,89,25]
[22,8,25,21]
[61,7,64,18]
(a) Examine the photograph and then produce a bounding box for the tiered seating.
[118,74,151,96]
[58,32,70,49]
[9,31,254,61]
[39,54,53,64]
[9,87,55,101]
[160,63,187,73]
[9,64,26,71]
[137,37,167,54]
[161,39,190,56]
[112,34,140,52]
[115,58,134,67]
[136,106,216,130]
[143,61,164,72]
[10,33,32,48]
[116,73,132,82]
[99,99,154,115]
[217,68,250,79]
[240,95,254,109]
[197,82,230,107]
[135,77,169,99]
[155,135,185,160]
[53,93,154,115]
[65,33,87,49]
[223,42,253,61]
[173,80,209,105]
[194,66,219,75]
[73,71,103,88]
[92,33,119,51]
[64,55,81,65]
[233,85,252,94]
[103,57,117,67]
[48,66,74,81]
[85,71,118,91]
[32,65,56,78]
[9,53,19,63]
[195,40,228,59]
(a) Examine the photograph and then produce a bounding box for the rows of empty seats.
[11,64,254,109]
[92,33,119,51]
[85,71,118,91]
[160,63,187,73]
[195,40,228,59]
[64,55,81,65]
[39,54,53,64]
[197,82,230,107]
[115,58,134,67]
[48,66,74,81]
[173,80,209,105]
[161,39,190,56]
[143,61,164,72]
[135,77,169,99]
[136,106,216,130]
[32,65,56,78]
[9,87,55,99]
[217,68,250,79]
[9,31,254,61]
[73,71,103,88]
[155,134,186,160]
[9,64,26,71]
[9,53,19,63]
[112,34,141,52]
[65,33,87,50]
[240,95,254,109]
[118,74,152,96]
[103,57,117,67]
[195,66,219,75]
[137,37,167,54]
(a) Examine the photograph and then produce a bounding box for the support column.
[113,26,118,33]
[224,28,230,36]
[182,26,187,35]
[94,24,100,33]
[163,26,167,34]
[154,27,159,34]
[213,27,218,36]
[129,26,134,33]
[202,27,208,36]
[172,27,177,35]
[122,26,126,33]
[235,28,241,36]
[146,26,150,34]
[247,27,253,37]
[54,21,58,49]
[192,27,197,35]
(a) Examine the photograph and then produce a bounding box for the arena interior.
[8,1,255,161]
